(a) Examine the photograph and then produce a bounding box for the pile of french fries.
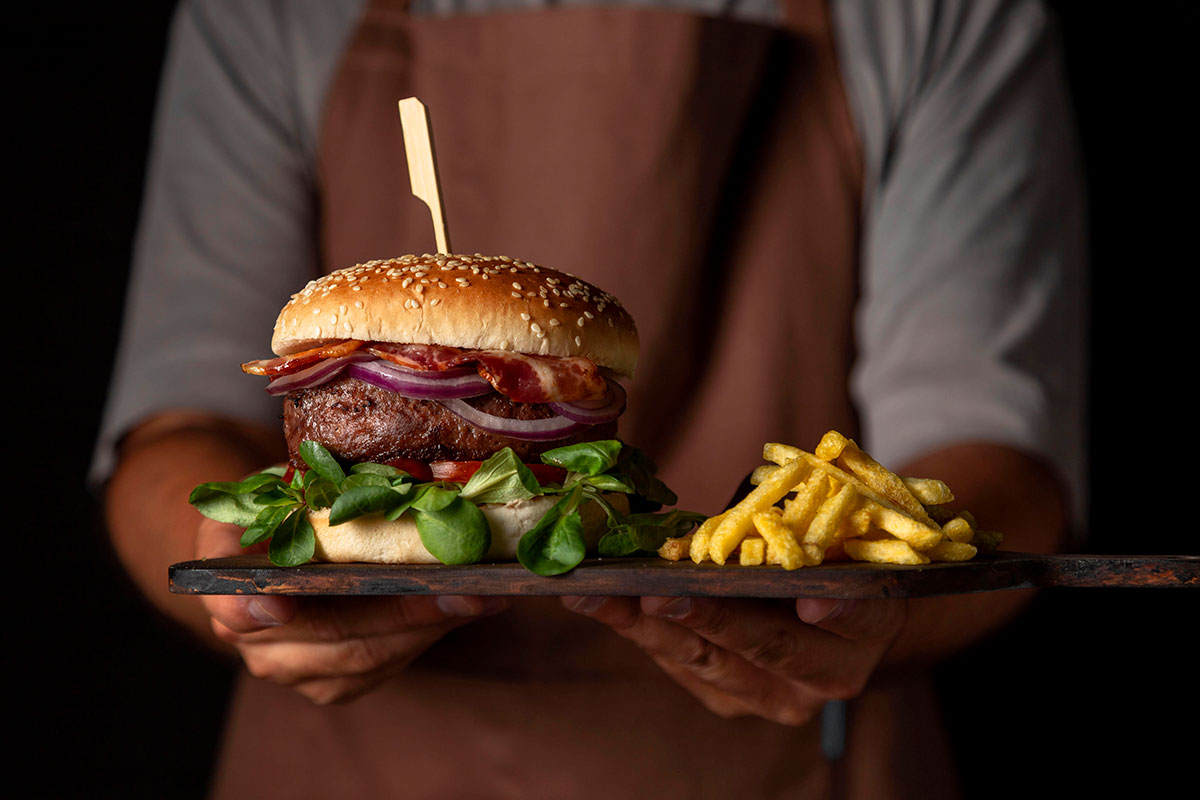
[659,431,1000,569]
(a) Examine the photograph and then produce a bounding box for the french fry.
[800,543,826,566]
[689,512,726,564]
[846,507,872,538]
[709,459,809,564]
[738,536,766,566]
[814,430,852,461]
[782,471,828,531]
[657,532,692,562]
[942,513,976,544]
[803,481,858,548]
[843,538,930,565]
[763,442,805,466]
[902,476,955,506]
[831,436,935,525]
[864,502,943,551]
[752,507,805,570]
[750,464,779,486]
[927,540,978,562]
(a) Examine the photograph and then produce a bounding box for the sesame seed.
[548,318,560,326]
[520,313,531,321]
[512,282,522,290]
[512,292,522,298]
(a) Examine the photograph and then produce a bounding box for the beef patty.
[283,375,618,468]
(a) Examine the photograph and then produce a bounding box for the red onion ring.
[264,352,376,396]
[346,360,492,400]
[548,378,627,424]
[438,398,590,441]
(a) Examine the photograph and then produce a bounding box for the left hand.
[561,595,907,725]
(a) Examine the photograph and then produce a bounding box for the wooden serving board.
[169,553,1198,599]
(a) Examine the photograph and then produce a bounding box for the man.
[95,0,1084,796]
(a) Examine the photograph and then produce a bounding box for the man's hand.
[197,518,507,705]
[561,594,906,725]
[105,413,509,705]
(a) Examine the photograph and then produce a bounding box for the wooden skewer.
[398,97,451,254]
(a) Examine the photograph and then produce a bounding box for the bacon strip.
[368,343,607,404]
[244,340,607,404]
[242,340,364,377]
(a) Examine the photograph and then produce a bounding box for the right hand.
[196,518,507,705]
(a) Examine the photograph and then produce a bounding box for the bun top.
[271,254,639,376]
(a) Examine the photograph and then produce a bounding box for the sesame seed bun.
[307,493,627,564]
[271,254,639,376]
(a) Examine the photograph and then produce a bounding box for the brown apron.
[210,2,959,797]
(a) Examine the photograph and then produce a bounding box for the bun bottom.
[309,494,628,565]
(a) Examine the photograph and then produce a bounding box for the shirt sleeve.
[831,0,1088,528]
[87,0,363,489]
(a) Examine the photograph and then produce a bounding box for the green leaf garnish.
[459,448,541,504]
[189,480,281,527]
[577,473,634,493]
[350,462,408,479]
[412,497,491,565]
[517,486,588,576]
[328,485,406,525]
[268,510,316,567]
[540,440,622,477]
[240,505,294,548]
[298,440,346,484]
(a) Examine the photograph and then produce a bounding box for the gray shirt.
[92,0,1087,523]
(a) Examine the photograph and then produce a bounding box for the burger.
[189,254,696,575]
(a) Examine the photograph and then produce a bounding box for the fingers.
[795,598,908,642]
[563,596,826,725]
[206,594,504,639]
[563,595,907,722]
[208,595,507,705]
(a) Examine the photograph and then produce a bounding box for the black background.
[15,1,1196,797]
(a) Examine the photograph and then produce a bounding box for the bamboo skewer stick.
[398,97,451,254]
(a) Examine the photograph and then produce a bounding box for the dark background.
[16,1,1195,797]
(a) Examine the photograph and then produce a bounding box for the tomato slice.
[429,460,482,483]
[383,457,434,482]
[429,460,567,487]
[526,463,568,486]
